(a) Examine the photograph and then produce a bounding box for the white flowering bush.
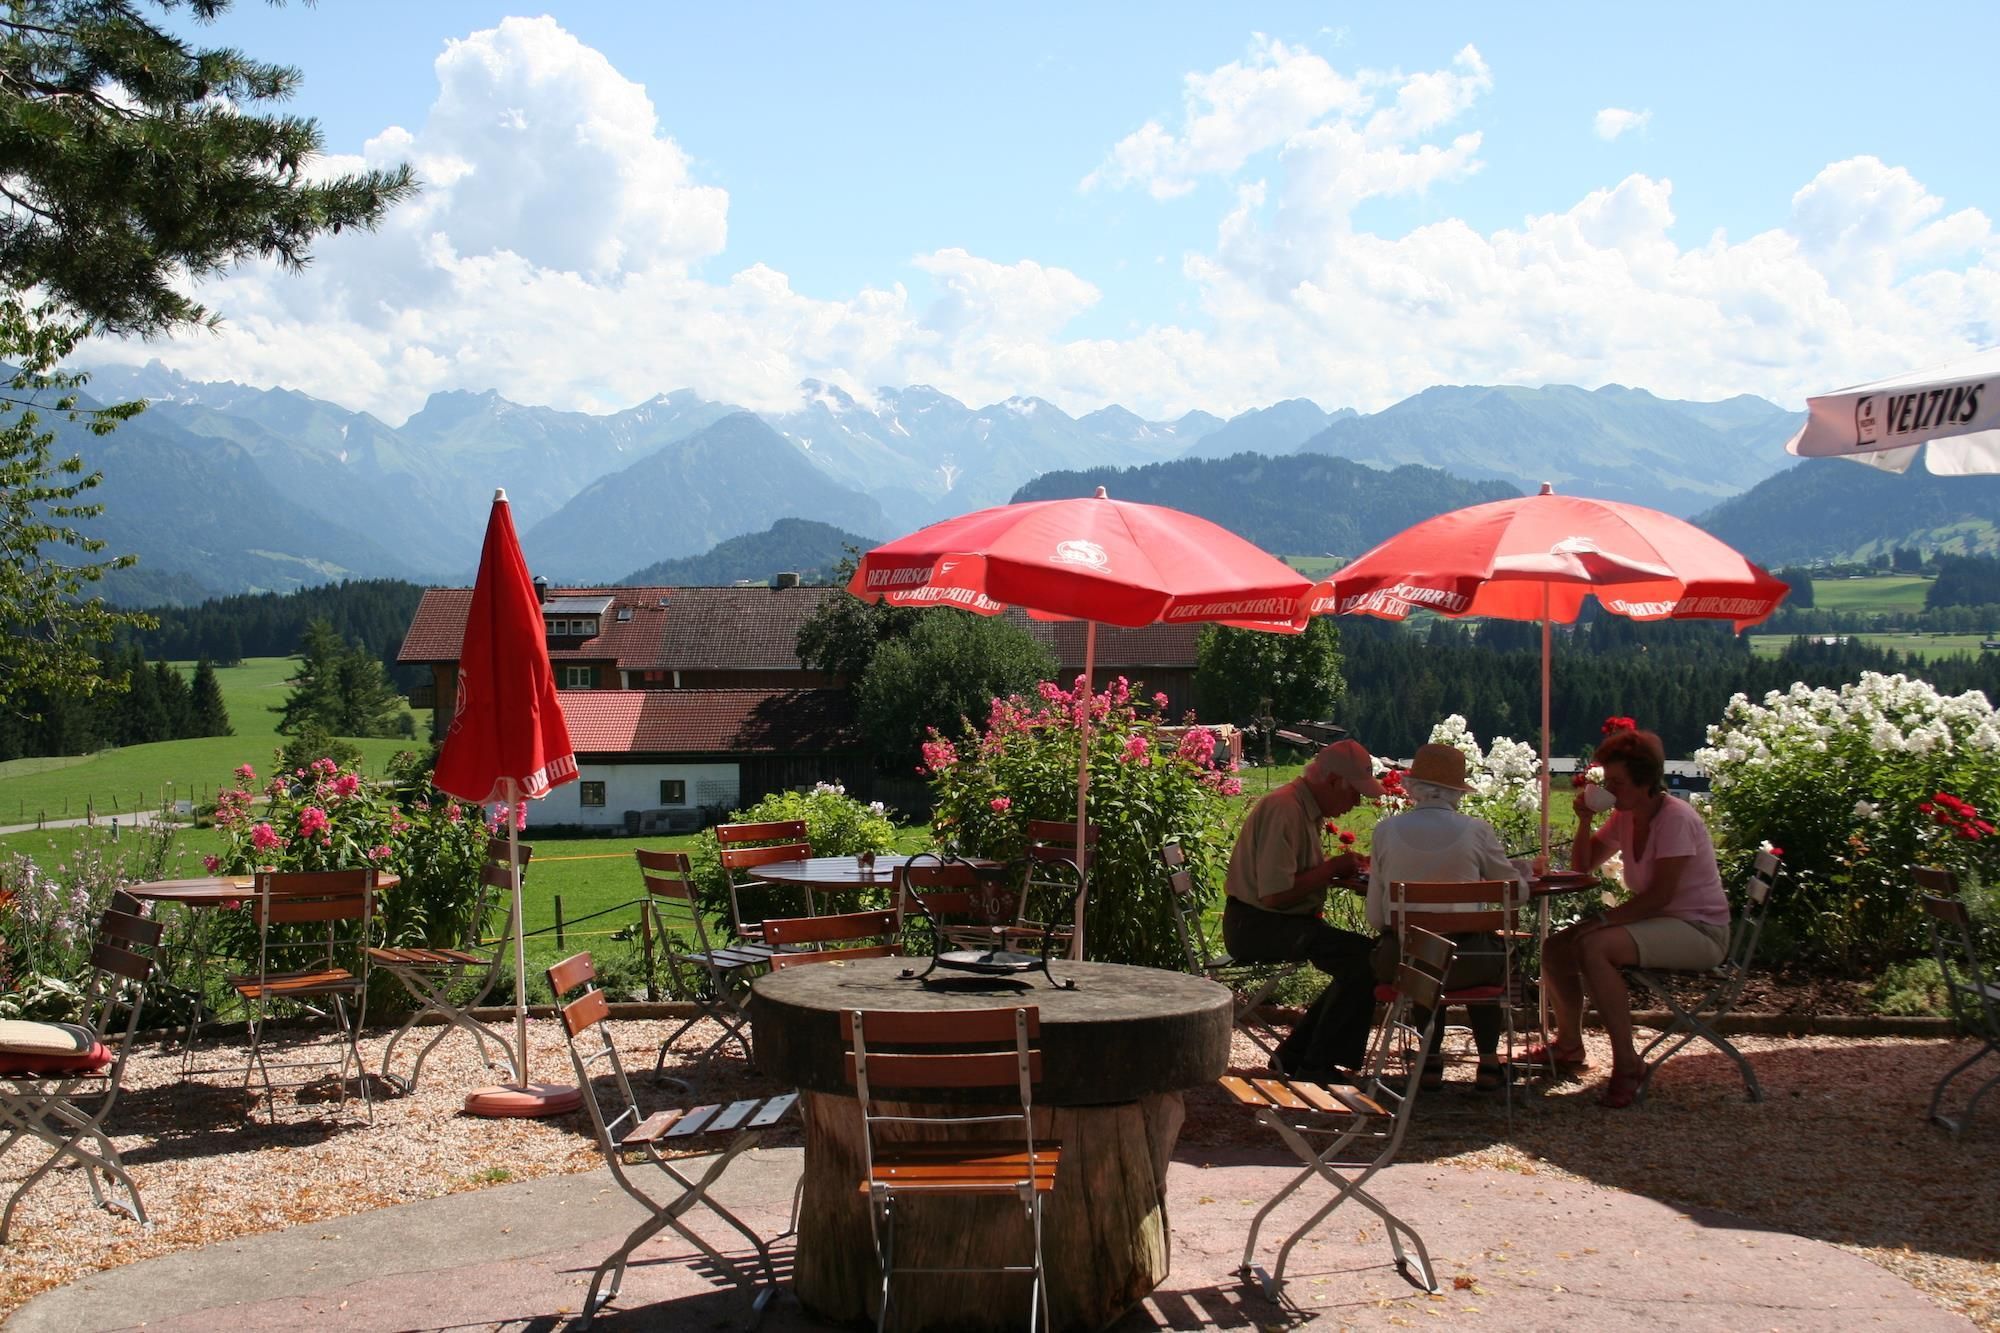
[1697,672,2000,968]
[1422,714,1545,857]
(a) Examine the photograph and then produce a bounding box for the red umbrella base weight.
[463,1082,583,1118]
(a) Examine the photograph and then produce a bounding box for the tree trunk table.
[750,958,1231,1332]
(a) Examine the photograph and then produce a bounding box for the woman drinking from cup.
[1535,726,1731,1108]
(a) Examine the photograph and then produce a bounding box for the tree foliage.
[857,612,1057,769]
[275,618,404,738]
[0,1,415,715]
[1193,618,1345,727]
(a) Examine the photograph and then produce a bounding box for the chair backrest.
[1724,848,1783,975]
[1159,841,1217,973]
[635,847,719,955]
[1385,880,1525,937]
[1921,887,2000,1036]
[897,854,1020,940]
[472,841,533,948]
[764,909,900,969]
[715,820,813,937]
[249,870,376,975]
[1359,927,1455,1144]
[1914,865,1960,897]
[1027,818,1099,868]
[88,901,163,1049]
[1017,821,1098,934]
[546,951,647,1167]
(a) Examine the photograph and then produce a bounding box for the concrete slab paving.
[8,1146,1968,1332]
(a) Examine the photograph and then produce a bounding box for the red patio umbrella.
[434,489,581,1118]
[1311,483,1788,857]
[849,486,1311,957]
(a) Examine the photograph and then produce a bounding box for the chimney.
[532,575,548,603]
[772,571,801,590]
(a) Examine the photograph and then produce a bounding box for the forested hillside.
[120,580,426,670]
[1013,454,1516,556]
[621,518,868,586]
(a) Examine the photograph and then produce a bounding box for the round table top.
[748,855,911,889]
[750,956,1232,1105]
[125,872,402,906]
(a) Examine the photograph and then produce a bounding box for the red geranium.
[1601,716,1637,736]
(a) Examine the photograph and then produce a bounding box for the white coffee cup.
[1581,783,1618,814]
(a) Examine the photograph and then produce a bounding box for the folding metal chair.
[1161,841,1303,1059]
[226,868,377,1123]
[897,853,1056,957]
[369,838,530,1093]
[1224,928,1456,1298]
[716,819,814,947]
[763,909,900,970]
[547,951,797,1329]
[1016,819,1096,953]
[1918,867,2000,1136]
[845,1004,1061,1333]
[1623,848,1782,1103]
[1385,879,1528,1114]
[0,900,162,1242]
[637,848,767,1080]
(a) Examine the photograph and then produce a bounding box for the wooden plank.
[622,1110,683,1145]
[747,1092,797,1128]
[665,1104,721,1137]
[1328,1086,1386,1117]
[1290,1081,1347,1114]
[845,1050,1040,1090]
[1251,1078,1311,1110]
[705,1098,762,1134]
[1217,1074,1271,1107]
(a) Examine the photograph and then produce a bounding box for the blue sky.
[107,2,2000,424]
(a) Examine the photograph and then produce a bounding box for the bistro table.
[750,957,1231,1333]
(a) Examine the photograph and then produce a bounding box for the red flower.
[1338,831,1356,846]
[1601,716,1638,736]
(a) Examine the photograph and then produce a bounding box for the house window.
[561,665,594,689]
[579,781,606,808]
[659,779,686,805]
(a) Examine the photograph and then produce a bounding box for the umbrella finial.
[494,488,508,503]
[1538,482,1553,495]
[1094,485,1109,499]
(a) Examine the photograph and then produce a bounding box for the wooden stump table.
[750,957,1231,1332]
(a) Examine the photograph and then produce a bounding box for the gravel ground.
[0,1018,1993,1328]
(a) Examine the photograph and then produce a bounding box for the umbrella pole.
[509,776,528,1084]
[1540,588,1552,865]
[1070,622,1096,961]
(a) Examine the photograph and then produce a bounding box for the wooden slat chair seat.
[369,839,531,1094]
[846,1004,1060,1333]
[716,819,815,948]
[225,869,377,1124]
[1918,868,2000,1136]
[546,951,796,1329]
[1229,928,1456,1300]
[0,901,162,1242]
[1621,849,1782,1105]
[637,848,765,1081]
[1161,841,1305,1059]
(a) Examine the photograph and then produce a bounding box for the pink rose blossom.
[332,774,360,799]
[989,797,1012,812]
[234,764,256,783]
[1121,734,1150,764]
[202,854,220,873]
[298,806,330,838]
[250,823,281,852]
[444,802,462,824]
[1153,692,1169,710]
[368,844,393,862]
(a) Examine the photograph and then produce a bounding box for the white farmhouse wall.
[525,761,741,829]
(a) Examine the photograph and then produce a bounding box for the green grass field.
[0,657,420,827]
[1809,575,1933,615]
[1748,632,1996,662]
[1285,556,1343,579]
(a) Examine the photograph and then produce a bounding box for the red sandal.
[1522,1041,1590,1074]
[1598,1069,1643,1109]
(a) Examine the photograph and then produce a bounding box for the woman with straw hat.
[1367,742,1530,1091]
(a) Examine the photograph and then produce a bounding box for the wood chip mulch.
[0,1021,1994,1329]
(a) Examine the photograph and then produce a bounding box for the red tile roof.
[558,689,857,755]
[657,586,839,669]
[397,585,836,673]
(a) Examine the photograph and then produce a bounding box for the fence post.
[640,902,657,1001]
[554,895,565,950]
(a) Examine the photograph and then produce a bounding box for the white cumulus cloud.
[1594,107,1651,141]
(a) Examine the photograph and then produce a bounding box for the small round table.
[751,958,1231,1332]
[745,855,911,891]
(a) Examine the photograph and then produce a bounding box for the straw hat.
[1405,742,1472,791]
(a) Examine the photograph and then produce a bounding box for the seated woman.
[1539,727,1731,1109]
[1367,742,1528,1091]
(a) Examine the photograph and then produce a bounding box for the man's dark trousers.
[1222,897,1377,1075]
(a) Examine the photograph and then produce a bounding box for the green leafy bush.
[925,676,1242,970]
[688,782,899,928]
[1697,672,2000,968]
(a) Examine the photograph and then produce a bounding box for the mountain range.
[57,359,1921,605]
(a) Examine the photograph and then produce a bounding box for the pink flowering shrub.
[925,676,1239,969]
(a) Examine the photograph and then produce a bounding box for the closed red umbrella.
[850,487,1311,956]
[1312,483,1788,856]
[434,489,580,1117]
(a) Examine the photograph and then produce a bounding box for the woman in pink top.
[1536,728,1732,1108]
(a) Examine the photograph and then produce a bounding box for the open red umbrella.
[849,486,1311,957]
[1311,483,1789,856]
[434,489,580,1117]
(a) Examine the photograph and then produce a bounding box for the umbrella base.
[463,1082,582,1118]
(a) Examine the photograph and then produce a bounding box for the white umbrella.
[1786,347,2000,475]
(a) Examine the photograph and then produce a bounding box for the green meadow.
[0,657,419,827]
[1808,575,1933,615]
[1748,632,1995,662]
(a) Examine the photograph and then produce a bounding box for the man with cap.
[1223,738,1384,1078]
